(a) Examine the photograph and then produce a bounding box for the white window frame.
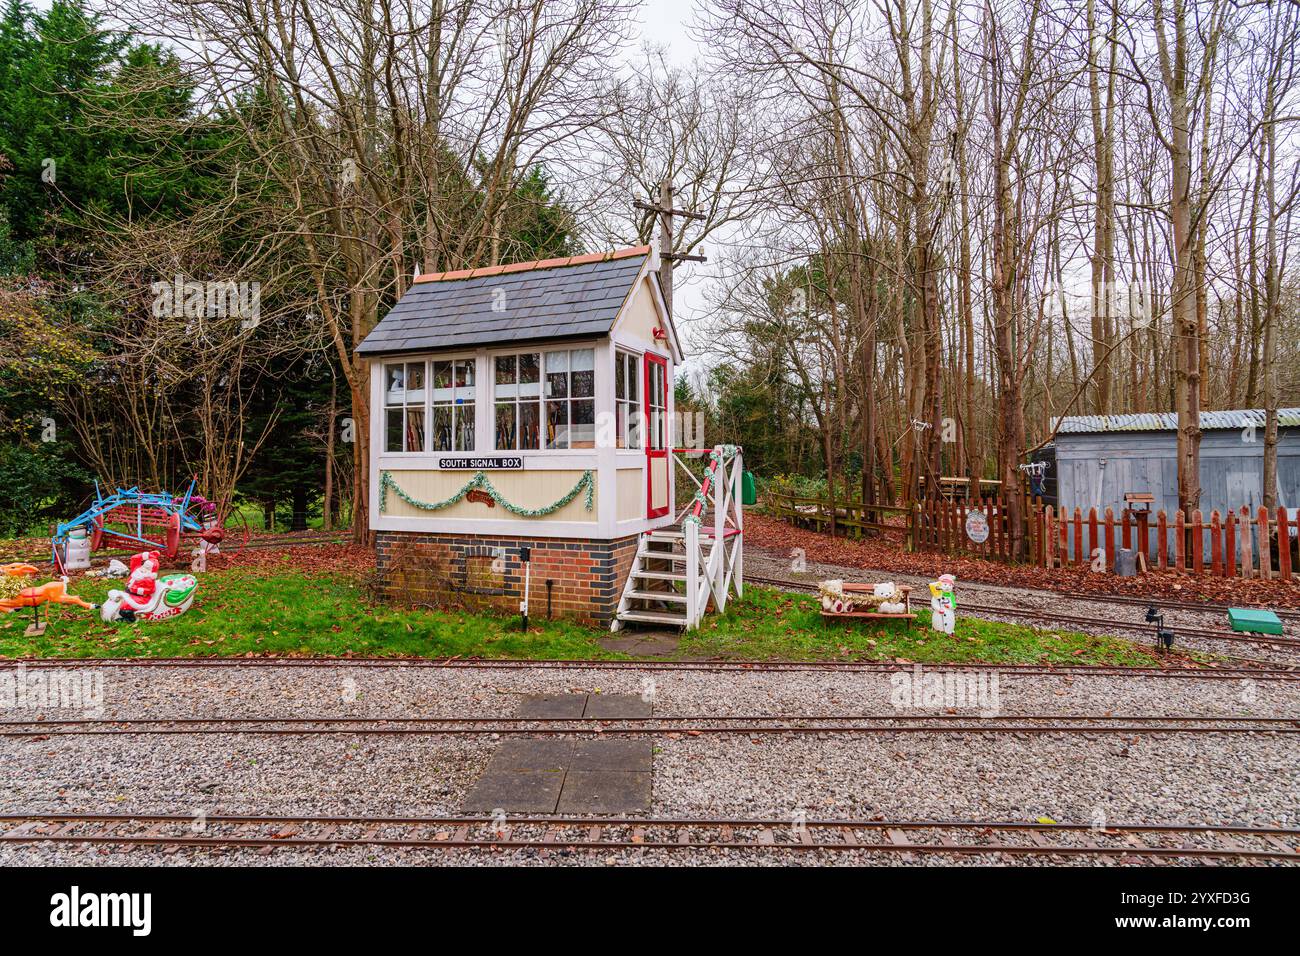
[615,348,643,450]
[541,347,596,450]
[381,353,480,455]
[488,343,595,452]
[492,350,545,451]
[382,360,430,453]
[427,355,477,453]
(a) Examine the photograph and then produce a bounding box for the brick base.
[374,531,640,626]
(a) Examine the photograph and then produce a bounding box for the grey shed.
[1050,408,1300,523]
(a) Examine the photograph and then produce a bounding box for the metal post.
[685,521,699,630]
[734,449,744,598]
[519,546,531,632]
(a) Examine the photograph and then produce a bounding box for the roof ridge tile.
[413,245,649,285]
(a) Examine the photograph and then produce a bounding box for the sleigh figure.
[100,551,198,623]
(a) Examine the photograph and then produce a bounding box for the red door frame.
[644,352,669,519]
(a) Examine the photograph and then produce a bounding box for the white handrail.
[671,444,745,629]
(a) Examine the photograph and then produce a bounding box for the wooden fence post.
[1278,507,1292,582]
[1190,510,1203,574]
[1044,506,1055,569]
[1225,510,1237,578]
[1210,511,1222,576]
[1103,507,1116,571]
[1157,510,1168,570]
[1258,507,1272,581]
[1240,506,1253,579]
[1174,510,1185,571]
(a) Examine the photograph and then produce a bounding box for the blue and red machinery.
[52,480,248,569]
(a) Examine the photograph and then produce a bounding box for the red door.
[645,353,669,518]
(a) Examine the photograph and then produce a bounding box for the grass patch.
[0,572,1207,668]
[680,586,1201,667]
[0,571,616,661]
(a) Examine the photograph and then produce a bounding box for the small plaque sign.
[437,456,523,470]
[965,509,990,545]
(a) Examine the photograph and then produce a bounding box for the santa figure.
[123,551,161,614]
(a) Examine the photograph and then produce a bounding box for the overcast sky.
[629,0,720,375]
[636,0,701,62]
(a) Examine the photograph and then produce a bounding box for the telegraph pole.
[633,177,706,319]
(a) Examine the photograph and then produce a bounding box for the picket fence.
[1040,505,1295,581]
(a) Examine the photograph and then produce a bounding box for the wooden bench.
[820,584,916,623]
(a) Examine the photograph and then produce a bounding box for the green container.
[1227,608,1284,635]
[742,470,757,506]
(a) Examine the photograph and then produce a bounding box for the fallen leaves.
[747,512,1300,607]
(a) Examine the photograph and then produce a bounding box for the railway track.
[1,656,1296,678]
[746,574,1300,657]
[1050,589,1300,621]
[4,714,1296,737]
[2,813,1295,861]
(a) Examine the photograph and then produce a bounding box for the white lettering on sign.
[437,456,523,470]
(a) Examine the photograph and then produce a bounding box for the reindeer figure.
[0,577,97,613]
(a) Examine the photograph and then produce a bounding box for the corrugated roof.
[1053,409,1300,434]
[356,247,650,357]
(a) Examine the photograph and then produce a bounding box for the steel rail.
[2,813,1296,860]
[2,657,1295,678]
[4,715,1295,736]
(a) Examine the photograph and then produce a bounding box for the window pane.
[385,407,404,451]
[432,361,453,404]
[629,358,638,401]
[545,401,568,449]
[457,403,475,451]
[405,363,426,405]
[456,359,475,387]
[432,360,452,388]
[385,365,405,406]
[519,352,540,384]
[495,402,515,450]
[406,408,426,452]
[571,399,594,447]
[455,359,475,403]
[546,366,568,398]
[616,354,626,401]
[432,405,453,451]
[571,348,594,398]
[519,399,540,450]
[628,407,641,449]
[495,355,516,400]
[616,403,627,449]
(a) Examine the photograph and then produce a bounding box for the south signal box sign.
[436,456,524,470]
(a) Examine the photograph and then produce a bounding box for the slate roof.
[1053,409,1300,434]
[356,246,651,357]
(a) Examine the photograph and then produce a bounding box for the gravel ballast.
[1,661,1296,866]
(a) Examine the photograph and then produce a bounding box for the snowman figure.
[928,573,957,635]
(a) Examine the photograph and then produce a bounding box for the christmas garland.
[379,469,594,517]
[682,444,740,527]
